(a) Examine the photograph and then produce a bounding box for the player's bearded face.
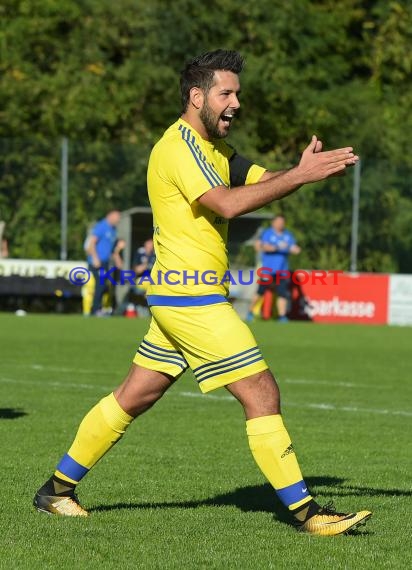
[199,99,227,139]
[199,70,240,139]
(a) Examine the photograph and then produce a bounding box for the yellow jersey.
[146,118,265,305]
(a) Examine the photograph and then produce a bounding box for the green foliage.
[0,0,411,270]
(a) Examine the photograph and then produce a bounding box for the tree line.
[0,0,411,272]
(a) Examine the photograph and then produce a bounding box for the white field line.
[0,376,112,392]
[1,362,118,375]
[177,391,412,417]
[29,364,115,375]
[1,375,410,418]
[283,378,368,389]
[1,364,385,389]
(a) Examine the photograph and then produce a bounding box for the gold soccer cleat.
[298,502,371,536]
[33,490,88,517]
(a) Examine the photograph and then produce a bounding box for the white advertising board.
[388,274,412,326]
[0,258,87,280]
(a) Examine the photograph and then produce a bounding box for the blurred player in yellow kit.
[82,238,126,316]
[34,50,371,536]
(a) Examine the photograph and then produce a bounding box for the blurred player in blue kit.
[247,215,301,322]
[86,210,121,316]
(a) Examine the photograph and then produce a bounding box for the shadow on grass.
[0,408,27,419]
[307,475,412,499]
[90,482,292,525]
[90,474,404,534]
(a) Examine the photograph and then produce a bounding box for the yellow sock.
[246,414,312,510]
[81,275,95,315]
[252,296,264,317]
[54,393,133,484]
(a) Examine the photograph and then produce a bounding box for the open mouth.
[220,111,235,127]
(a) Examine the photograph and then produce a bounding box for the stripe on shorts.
[193,347,263,384]
[137,339,188,370]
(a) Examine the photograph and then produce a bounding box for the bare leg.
[225,369,280,419]
[114,364,176,416]
[276,296,288,318]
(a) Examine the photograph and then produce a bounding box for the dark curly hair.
[180,49,244,112]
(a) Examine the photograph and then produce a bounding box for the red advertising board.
[290,272,389,324]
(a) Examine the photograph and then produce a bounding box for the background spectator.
[247,215,301,322]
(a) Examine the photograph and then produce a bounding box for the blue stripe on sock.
[276,480,310,507]
[56,453,89,482]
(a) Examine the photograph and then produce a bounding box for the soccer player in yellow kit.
[34,50,371,536]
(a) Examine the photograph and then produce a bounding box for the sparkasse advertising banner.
[291,272,390,324]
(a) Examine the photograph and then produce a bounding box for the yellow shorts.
[133,302,268,393]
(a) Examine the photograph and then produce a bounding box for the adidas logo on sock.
[281,444,295,458]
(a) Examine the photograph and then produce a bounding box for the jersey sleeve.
[163,137,226,204]
[245,164,267,185]
[229,152,266,187]
[288,231,297,246]
[92,220,106,238]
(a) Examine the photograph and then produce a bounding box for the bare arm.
[253,239,262,253]
[289,244,301,255]
[259,170,286,182]
[86,236,101,268]
[112,248,124,270]
[198,136,357,219]
[135,261,148,275]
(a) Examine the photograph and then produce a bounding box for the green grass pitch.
[0,313,411,569]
